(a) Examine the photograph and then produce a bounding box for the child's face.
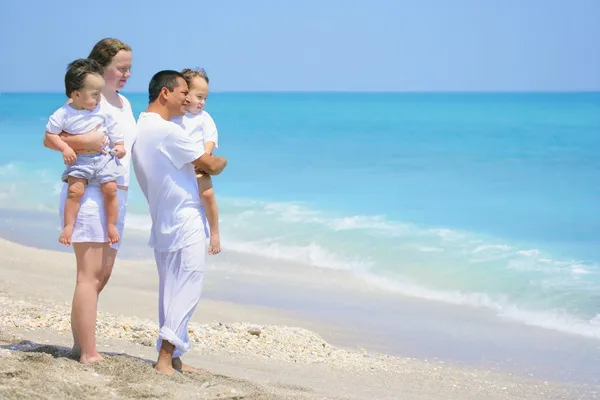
[73,73,105,111]
[185,77,209,115]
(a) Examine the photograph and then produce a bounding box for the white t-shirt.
[46,103,123,146]
[101,94,138,187]
[172,111,219,149]
[132,112,207,252]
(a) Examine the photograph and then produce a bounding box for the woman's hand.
[59,124,108,153]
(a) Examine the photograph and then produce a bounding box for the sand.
[0,238,598,399]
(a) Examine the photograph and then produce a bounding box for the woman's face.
[103,50,132,91]
[185,76,209,115]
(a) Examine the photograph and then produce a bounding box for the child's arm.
[44,108,77,164]
[45,132,77,164]
[202,112,219,155]
[204,141,216,155]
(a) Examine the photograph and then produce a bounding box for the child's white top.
[172,111,219,149]
[46,103,124,145]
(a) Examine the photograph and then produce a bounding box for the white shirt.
[101,94,138,187]
[172,111,219,149]
[132,112,207,252]
[46,103,124,146]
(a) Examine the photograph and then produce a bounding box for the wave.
[2,164,599,340]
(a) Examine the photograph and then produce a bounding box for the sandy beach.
[0,238,597,399]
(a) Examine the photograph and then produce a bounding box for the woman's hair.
[88,38,131,67]
[181,67,209,86]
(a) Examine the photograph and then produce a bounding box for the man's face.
[167,77,190,117]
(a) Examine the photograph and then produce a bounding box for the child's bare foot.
[107,224,120,245]
[208,233,221,255]
[59,225,74,246]
[80,352,104,364]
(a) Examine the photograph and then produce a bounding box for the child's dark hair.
[64,58,104,97]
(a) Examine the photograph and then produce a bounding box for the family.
[42,37,227,375]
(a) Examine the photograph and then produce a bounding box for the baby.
[44,58,126,246]
[173,68,221,254]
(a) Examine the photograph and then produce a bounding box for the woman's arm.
[42,125,107,153]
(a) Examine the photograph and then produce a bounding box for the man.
[132,70,227,375]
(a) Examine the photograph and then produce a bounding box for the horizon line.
[1,89,599,95]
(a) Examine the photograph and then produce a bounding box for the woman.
[43,38,137,364]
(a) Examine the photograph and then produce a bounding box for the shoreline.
[1,215,600,385]
[0,238,599,398]
[0,280,596,399]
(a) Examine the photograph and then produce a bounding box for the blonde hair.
[88,38,131,68]
[181,67,209,87]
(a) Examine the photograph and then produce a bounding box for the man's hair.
[64,58,104,97]
[148,70,185,103]
[88,38,132,68]
[181,67,209,86]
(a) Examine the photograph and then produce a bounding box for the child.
[174,68,221,255]
[45,58,126,246]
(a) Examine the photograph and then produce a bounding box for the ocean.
[1,91,599,342]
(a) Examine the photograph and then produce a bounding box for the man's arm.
[161,127,227,175]
[192,153,227,176]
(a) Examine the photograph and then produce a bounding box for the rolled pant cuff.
[157,326,190,359]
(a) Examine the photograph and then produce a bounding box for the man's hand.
[111,143,127,159]
[62,147,77,165]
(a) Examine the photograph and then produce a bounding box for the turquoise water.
[1,92,599,338]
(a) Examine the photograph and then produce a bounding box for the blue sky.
[1,0,598,92]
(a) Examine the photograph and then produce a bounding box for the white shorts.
[58,183,128,250]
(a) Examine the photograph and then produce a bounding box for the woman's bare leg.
[73,245,117,357]
[99,247,117,293]
[71,242,111,363]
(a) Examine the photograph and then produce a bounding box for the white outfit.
[133,111,208,358]
[58,93,138,250]
[172,111,219,150]
[47,104,125,185]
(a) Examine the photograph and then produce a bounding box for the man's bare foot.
[107,224,120,245]
[155,361,177,376]
[208,233,221,255]
[80,352,104,364]
[172,357,209,374]
[59,225,74,246]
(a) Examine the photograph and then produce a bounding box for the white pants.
[154,240,206,359]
